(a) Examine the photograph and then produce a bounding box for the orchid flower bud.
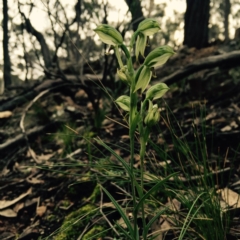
[144,101,160,127]
[146,83,169,101]
[134,65,152,93]
[135,19,160,61]
[115,95,130,112]
[94,24,123,46]
[144,46,174,68]
[137,18,161,36]
[135,33,147,61]
[117,65,131,84]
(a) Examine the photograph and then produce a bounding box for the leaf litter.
[1,43,240,239]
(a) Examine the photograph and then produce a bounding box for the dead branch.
[0,121,60,153]
[154,50,240,85]
[18,9,52,69]
[20,89,51,163]
[0,79,65,112]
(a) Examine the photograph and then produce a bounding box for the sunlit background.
[0,0,239,81]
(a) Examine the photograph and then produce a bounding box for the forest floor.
[1,40,240,240]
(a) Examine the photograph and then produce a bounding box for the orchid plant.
[94,19,175,239]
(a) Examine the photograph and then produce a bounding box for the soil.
[1,40,240,240]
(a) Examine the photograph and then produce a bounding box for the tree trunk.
[124,0,144,31]
[19,11,52,69]
[184,0,210,49]
[2,0,12,87]
[224,0,231,41]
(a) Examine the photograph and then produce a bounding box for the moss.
[54,183,101,240]
[88,183,100,203]
[59,199,72,208]
[54,204,97,240]
[46,214,58,222]
[82,225,105,240]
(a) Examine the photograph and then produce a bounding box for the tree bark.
[124,0,144,31]
[2,0,12,87]
[224,0,231,41]
[184,0,210,49]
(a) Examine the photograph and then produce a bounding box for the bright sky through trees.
[0,0,237,80]
[0,0,186,80]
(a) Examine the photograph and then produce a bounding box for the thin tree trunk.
[184,0,210,49]
[224,0,231,41]
[19,11,52,69]
[124,0,144,31]
[3,0,12,87]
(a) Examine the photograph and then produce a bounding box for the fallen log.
[0,79,67,112]
[154,50,240,85]
[0,121,60,153]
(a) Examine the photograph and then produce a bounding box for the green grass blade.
[95,138,142,197]
[101,186,135,239]
[178,191,206,240]
[143,209,166,239]
[95,138,133,177]
[135,172,177,213]
[115,222,134,239]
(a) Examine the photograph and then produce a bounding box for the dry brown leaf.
[205,111,217,120]
[37,153,55,162]
[87,102,93,110]
[110,149,121,162]
[150,215,172,240]
[220,200,228,211]
[221,187,240,208]
[117,217,127,229]
[231,180,240,187]
[0,208,17,217]
[143,172,159,181]
[159,217,172,232]
[121,135,130,139]
[148,199,180,240]
[0,111,12,118]
[230,121,238,128]
[26,177,44,185]
[102,119,112,126]
[157,137,165,145]
[102,202,116,209]
[25,197,39,208]
[13,202,24,213]
[26,148,43,164]
[0,188,32,210]
[36,206,47,217]
[75,89,88,99]
[220,125,231,132]
[166,198,181,213]
[150,217,163,240]
[211,117,226,125]
[0,232,15,239]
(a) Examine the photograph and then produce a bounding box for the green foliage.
[149,103,232,239]
[93,107,106,131]
[53,123,77,156]
[54,204,98,240]
[52,183,101,240]
[229,66,240,84]
[94,18,174,239]
[82,225,105,240]
[82,129,95,163]
[49,91,232,240]
[43,3,236,238]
